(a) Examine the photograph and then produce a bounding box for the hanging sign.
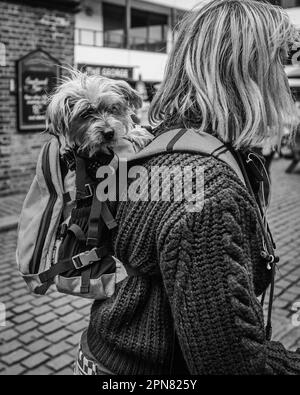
[17,49,60,131]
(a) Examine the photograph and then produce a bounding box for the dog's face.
[46,71,143,156]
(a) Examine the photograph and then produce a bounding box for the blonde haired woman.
[84,0,300,374]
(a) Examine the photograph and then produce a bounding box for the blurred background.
[0,0,300,375]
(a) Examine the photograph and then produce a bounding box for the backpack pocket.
[17,139,64,295]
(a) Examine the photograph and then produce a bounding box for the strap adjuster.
[85,184,93,198]
[72,248,101,270]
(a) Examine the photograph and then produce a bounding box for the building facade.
[0,0,79,197]
[73,0,300,102]
[75,0,200,99]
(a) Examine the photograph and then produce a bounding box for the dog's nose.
[103,129,114,141]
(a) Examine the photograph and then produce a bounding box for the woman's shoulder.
[133,151,257,224]
[142,151,247,193]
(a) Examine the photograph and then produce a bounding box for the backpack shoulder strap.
[129,128,245,185]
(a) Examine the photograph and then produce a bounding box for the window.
[266,0,300,7]
[102,3,168,52]
[280,0,300,7]
[103,3,126,49]
[131,8,168,53]
[291,87,300,102]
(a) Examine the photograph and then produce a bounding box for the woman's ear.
[115,80,143,110]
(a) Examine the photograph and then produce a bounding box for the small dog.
[46,70,153,158]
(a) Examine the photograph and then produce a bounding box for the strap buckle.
[72,248,101,270]
[85,184,93,198]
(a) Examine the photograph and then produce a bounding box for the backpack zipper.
[29,141,58,274]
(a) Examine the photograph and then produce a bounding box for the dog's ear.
[45,91,73,137]
[114,80,143,110]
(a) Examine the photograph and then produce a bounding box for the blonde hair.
[149,0,300,149]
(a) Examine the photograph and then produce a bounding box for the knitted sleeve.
[157,186,300,375]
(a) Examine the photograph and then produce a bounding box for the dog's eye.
[110,105,119,114]
[80,108,94,119]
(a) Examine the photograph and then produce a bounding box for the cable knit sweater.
[87,152,300,375]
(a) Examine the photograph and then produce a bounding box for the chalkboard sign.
[17,49,60,131]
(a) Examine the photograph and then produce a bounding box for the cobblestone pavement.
[266,157,300,349]
[0,158,299,375]
[0,194,24,219]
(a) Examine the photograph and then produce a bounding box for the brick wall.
[0,1,76,197]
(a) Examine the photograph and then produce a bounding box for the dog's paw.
[126,125,154,152]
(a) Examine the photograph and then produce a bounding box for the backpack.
[17,128,274,303]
